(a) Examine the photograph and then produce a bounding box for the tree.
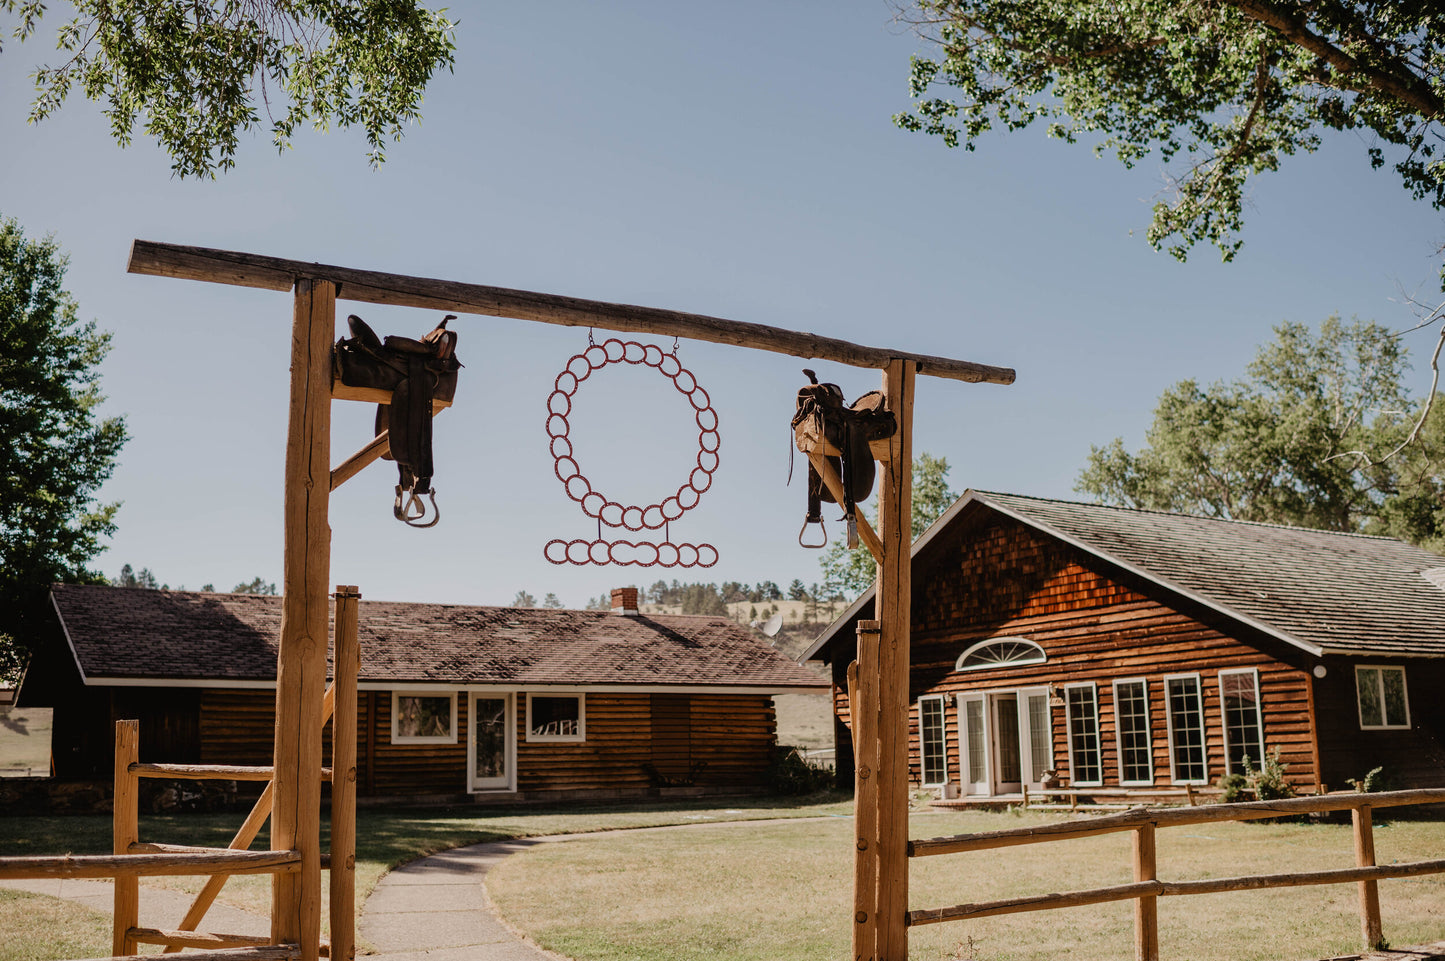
[896,0,1445,265]
[787,579,809,601]
[0,217,127,681]
[232,576,278,595]
[1077,316,1445,547]
[819,452,959,598]
[511,590,537,608]
[1,0,456,177]
[113,564,163,589]
[541,592,563,609]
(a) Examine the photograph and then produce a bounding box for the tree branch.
[1225,0,1441,118]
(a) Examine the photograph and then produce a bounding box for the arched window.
[956,637,1047,672]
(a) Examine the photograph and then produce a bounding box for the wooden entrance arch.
[127,239,1016,961]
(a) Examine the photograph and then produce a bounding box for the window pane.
[1116,681,1152,783]
[1066,687,1101,784]
[1221,672,1264,773]
[1382,669,1408,727]
[920,699,946,785]
[1357,668,1383,727]
[1027,694,1051,783]
[474,697,507,779]
[531,696,580,737]
[996,696,1022,783]
[965,699,985,784]
[1166,677,1206,782]
[397,695,451,738]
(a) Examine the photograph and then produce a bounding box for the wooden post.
[330,586,361,961]
[852,625,881,961]
[1133,822,1159,961]
[875,358,914,961]
[113,719,140,957]
[1353,803,1384,950]
[271,278,334,960]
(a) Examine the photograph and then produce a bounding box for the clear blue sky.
[3,2,1443,607]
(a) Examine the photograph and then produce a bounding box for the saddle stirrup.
[394,485,441,529]
[798,517,827,549]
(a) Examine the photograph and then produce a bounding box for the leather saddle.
[333,314,462,527]
[791,369,896,548]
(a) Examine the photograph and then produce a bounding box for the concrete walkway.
[362,838,563,960]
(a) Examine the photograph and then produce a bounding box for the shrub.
[1218,772,1248,803]
[1347,766,1393,793]
[1241,747,1295,801]
[768,747,834,795]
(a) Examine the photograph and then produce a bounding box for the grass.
[0,792,852,959]
[0,890,110,961]
[0,706,52,776]
[486,807,1445,961]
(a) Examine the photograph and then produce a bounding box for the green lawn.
[0,792,852,958]
[486,809,1445,961]
[0,890,110,961]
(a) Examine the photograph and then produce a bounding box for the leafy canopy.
[1,0,457,177]
[0,216,128,681]
[819,452,958,598]
[1076,316,1445,548]
[896,0,1445,264]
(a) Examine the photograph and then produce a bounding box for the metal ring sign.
[544,338,719,568]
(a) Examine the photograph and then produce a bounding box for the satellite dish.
[761,612,784,638]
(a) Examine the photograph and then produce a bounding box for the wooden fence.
[0,586,360,961]
[909,789,1445,960]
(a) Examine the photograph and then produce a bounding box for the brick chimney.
[610,587,639,616]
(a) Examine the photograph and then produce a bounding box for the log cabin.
[20,586,826,801]
[802,491,1445,798]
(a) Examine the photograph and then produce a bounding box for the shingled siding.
[835,517,1319,792]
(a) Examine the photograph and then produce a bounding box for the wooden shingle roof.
[804,490,1445,660]
[50,584,825,691]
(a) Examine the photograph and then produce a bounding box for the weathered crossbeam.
[127,240,1016,385]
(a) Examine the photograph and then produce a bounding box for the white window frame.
[1218,668,1266,774]
[1163,673,1208,785]
[1063,681,1103,788]
[526,692,587,742]
[957,693,989,795]
[918,695,949,788]
[955,637,1048,673]
[1355,665,1411,730]
[1112,677,1154,786]
[390,690,458,745]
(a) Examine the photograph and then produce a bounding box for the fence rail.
[908,788,1445,960]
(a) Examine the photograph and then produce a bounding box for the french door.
[958,687,1052,796]
[468,693,515,792]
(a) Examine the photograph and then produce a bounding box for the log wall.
[186,687,779,797]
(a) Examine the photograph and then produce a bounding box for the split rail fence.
[909,788,1445,961]
[0,586,361,961]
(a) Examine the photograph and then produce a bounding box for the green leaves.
[818,452,957,599]
[1076,316,1445,548]
[896,0,1445,264]
[4,0,457,177]
[0,216,128,681]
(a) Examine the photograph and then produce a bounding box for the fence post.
[1352,803,1384,950]
[1133,822,1159,961]
[112,719,140,956]
[852,620,882,961]
[329,586,361,961]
